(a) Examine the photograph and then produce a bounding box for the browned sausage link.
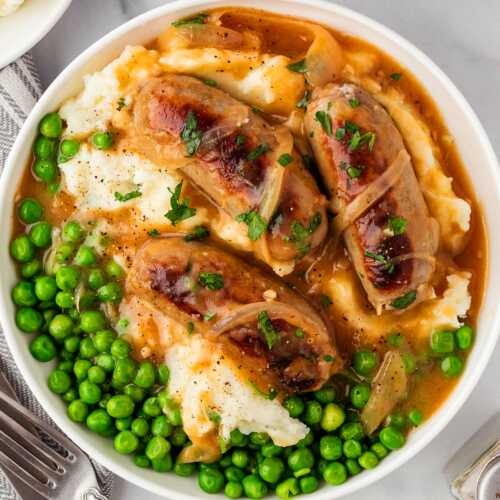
[305,83,438,311]
[127,237,339,393]
[133,75,327,263]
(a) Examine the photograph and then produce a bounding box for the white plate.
[0,0,72,69]
[1,1,499,499]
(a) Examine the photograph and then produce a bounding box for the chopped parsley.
[390,72,402,81]
[257,311,280,350]
[345,121,360,134]
[387,216,408,235]
[296,90,311,109]
[116,97,126,111]
[248,380,277,400]
[391,290,417,309]
[207,409,221,423]
[278,153,293,167]
[185,225,209,242]
[203,311,216,321]
[320,294,332,307]
[247,143,271,161]
[171,13,208,27]
[348,130,376,152]
[365,250,395,274]
[295,328,305,339]
[114,189,142,202]
[289,212,322,257]
[180,110,202,157]
[148,228,160,237]
[165,181,197,225]
[287,59,307,73]
[335,127,346,140]
[349,98,360,108]
[323,355,334,362]
[203,79,217,87]
[198,272,224,291]
[236,211,268,241]
[187,321,194,335]
[315,111,333,136]
[346,166,363,179]
[236,134,247,147]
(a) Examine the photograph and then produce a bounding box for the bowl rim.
[1,0,499,498]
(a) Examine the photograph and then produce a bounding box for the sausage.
[304,83,438,313]
[127,237,339,394]
[132,75,327,272]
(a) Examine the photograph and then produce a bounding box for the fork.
[0,387,107,500]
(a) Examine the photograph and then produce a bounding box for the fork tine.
[0,448,53,498]
[0,390,83,459]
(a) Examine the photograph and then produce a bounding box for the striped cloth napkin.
[0,54,114,500]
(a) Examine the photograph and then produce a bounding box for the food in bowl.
[0,0,24,16]
[9,7,485,498]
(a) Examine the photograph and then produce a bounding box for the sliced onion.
[178,442,220,464]
[388,252,436,267]
[361,350,408,434]
[42,227,62,276]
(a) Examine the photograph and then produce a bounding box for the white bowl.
[1,1,499,498]
[0,0,72,69]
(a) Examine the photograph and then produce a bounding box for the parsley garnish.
[172,13,208,27]
[349,98,360,108]
[320,294,332,307]
[187,321,194,335]
[390,72,402,81]
[348,130,376,152]
[345,121,360,134]
[148,229,160,237]
[198,272,224,290]
[114,189,142,202]
[295,328,305,339]
[116,97,126,111]
[236,134,247,147]
[180,110,202,157]
[297,90,311,109]
[278,153,293,167]
[335,128,345,140]
[391,290,417,309]
[247,143,271,161]
[287,59,307,73]
[315,111,332,136]
[257,311,280,350]
[365,250,395,274]
[203,311,216,321]
[203,79,217,87]
[248,380,277,400]
[289,212,322,257]
[185,225,209,242]
[208,409,221,423]
[387,216,407,235]
[165,181,197,225]
[236,211,268,241]
[347,166,363,179]
[323,355,334,362]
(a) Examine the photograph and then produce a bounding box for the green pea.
[54,291,73,309]
[47,369,72,394]
[93,329,115,353]
[55,265,80,290]
[63,221,83,242]
[224,481,243,499]
[58,139,80,162]
[283,396,304,418]
[122,384,144,403]
[288,448,314,472]
[62,387,78,403]
[79,290,97,309]
[225,466,245,483]
[87,366,106,385]
[67,399,89,422]
[242,474,267,499]
[371,442,389,459]
[250,432,269,447]
[12,281,37,306]
[353,349,378,375]
[343,439,363,459]
[232,449,249,468]
[320,402,345,432]
[198,467,225,494]
[21,259,42,278]
[35,276,58,301]
[110,338,131,358]
[105,260,124,279]
[92,131,114,150]
[80,310,106,333]
[11,235,36,263]
[18,198,43,224]
[106,394,134,419]
[261,443,282,458]
[131,417,149,438]
[258,457,284,483]
[314,385,336,404]
[403,353,417,374]
[39,112,63,138]
[79,337,98,359]
[158,364,170,385]
[345,458,362,476]
[151,415,173,437]
[88,269,106,290]
[48,314,73,340]
[408,408,423,427]
[134,454,151,469]
[323,461,347,485]
[114,430,138,454]
[131,361,155,390]
[359,451,379,469]
[379,426,406,450]
[97,282,122,303]
[339,422,364,441]
[86,408,112,434]
[29,222,52,248]
[319,435,342,461]
[57,360,74,373]
[350,383,371,409]
[79,380,102,404]
[275,477,300,499]
[33,158,58,182]
[74,245,97,267]
[34,135,57,159]
[144,396,163,419]
[441,355,463,377]
[113,358,137,386]
[30,334,57,361]
[145,435,171,461]
[297,430,314,449]
[55,242,75,263]
[173,461,196,477]
[388,412,407,430]
[170,427,188,447]
[96,353,115,372]
[430,330,455,354]
[116,416,132,431]
[16,307,43,333]
[152,453,173,473]
[73,359,92,381]
[302,400,322,425]
[455,325,474,350]
[299,475,319,494]
[230,429,248,447]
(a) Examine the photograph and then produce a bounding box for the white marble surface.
[30,1,500,499]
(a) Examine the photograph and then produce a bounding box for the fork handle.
[82,487,108,500]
